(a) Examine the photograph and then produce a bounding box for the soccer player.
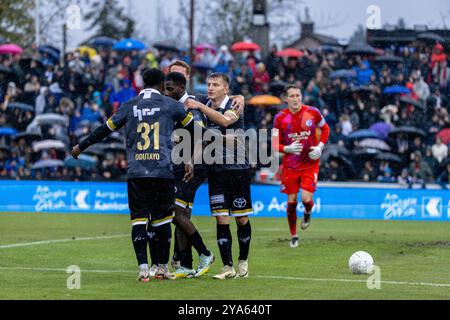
[167,60,246,270]
[272,85,330,248]
[71,68,214,282]
[185,73,253,280]
[163,71,208,278]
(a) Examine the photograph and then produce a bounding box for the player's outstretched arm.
[184,99,240,128]
[71,124,113,159]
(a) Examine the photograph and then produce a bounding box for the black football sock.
[147,224,158,266]
[173,227,180,262]
[217,224,233,267]
[154,223,172,265]
[132,224,148,267]
[191,230,210,257]
[237,221,252,261]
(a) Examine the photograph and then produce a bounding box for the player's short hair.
[283,85,301,96]
[166,72,187,87]
[142,68,165,87]
[207,72,230,86]
[168,60,191,75]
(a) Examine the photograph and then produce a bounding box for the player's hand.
[283,141,302,155]
[309,143,325,160]
[231,95,245,116]
[184,99,203,110]
[71,145,81,159]
[183,163,194,182]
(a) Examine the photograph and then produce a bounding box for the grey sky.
[67,0,449,49]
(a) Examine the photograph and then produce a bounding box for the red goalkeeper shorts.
[280,165,319,194]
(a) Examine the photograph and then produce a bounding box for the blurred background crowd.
[0,34,450,188]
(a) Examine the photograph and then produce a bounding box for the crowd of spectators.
[0,37,449,187]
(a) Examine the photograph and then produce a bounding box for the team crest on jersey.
[306,119,313,127]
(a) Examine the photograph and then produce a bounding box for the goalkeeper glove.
[308,142,325,160]
[283,141,302,155]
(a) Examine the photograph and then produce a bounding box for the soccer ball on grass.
[348,251,374,274]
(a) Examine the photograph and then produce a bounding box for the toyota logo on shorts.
[233,198,247,208]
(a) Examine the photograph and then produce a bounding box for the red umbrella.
[276,48,304,58]
[195,43,217,53]
[231,41,260,52]
[0,44,23,55]
[437,128,450,145]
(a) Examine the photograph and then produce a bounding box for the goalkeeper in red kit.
[272,85,330,248]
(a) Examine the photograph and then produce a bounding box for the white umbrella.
[33,139,66,152]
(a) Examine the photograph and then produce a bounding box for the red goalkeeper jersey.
[273,105,330,170]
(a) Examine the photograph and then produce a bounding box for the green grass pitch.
[0,212,449,300]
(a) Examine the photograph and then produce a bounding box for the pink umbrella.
[195,43,217,54]
[0,44,24,55]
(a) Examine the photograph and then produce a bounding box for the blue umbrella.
[31,159,64,170]
[88,36,117,48]
[349,129,383,140]
[113,38,146,51]
[0,128,17,136]
[369,122,393,140]
[383,85,411,95]
[64,154,97,169]
[38,46,60,61]
[329,69,356,79]
[191,61,212,71]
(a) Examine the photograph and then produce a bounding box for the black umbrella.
[350,85,373,94]
[398,96,425,110]
[374,55,404,64]
[322,145,350,163]
[352,148,380,159]
[0,65,13,75]
[153,42,181,52]
[19,58,45,73]
[417,32,445,43]
[345,44,377,55]
[0,144,10,153]
[6,102,35,113]
[87,36,117,48]
[389,126,426,137]
[13,132,42,142]
[375,152,402,163]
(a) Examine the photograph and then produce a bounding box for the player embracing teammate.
[273,85,330,248]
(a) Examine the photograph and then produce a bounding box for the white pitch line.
[0,228,286,250]
[0,234,129,249]
[0,267,449,288]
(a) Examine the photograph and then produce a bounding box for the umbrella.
[359,138,391,151]
[248,95,282,106]
[31,159,65,170]
[329,69,356,79]
[87,36,117,48]
[0,44,23,55]
[64,154,97,169]
[191,61,212,71]
[38,46,60,61]
[417,33,445,43]
[383,85,411,95]
[374,55,404,64]
[0,128,17,136]
[231,41,260,52]
[374,152,402,163]
[29,114,69,127]
[84,144,104,156]
[6,102,34,113]
[352,148,380,158]
[13,132,42,142]
[113,38,146,51]
[369,122,393,140]
[317,45,342,53]
[436,128,450,145]
[349,129,383,140]
[33,140,66,152]
[388,126,426,137]
[152,42,180,52]
[77,46,98,59]
[350,85,373,93]
[195,43,217,53]
[322,144,350,162]
[103,143,126,153]
[0,144,10,153]
[0,65,13,75]
[398,96,425,110]
[345,44,377,55]
[276,48,304,58]
[269,80,287,93]
[19,58,45,73]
